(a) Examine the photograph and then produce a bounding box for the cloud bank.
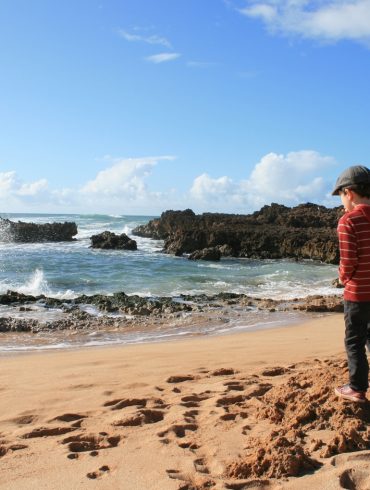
[0,150,342,214]
[239,0,370,43]
[189,151,336,211]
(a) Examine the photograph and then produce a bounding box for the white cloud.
[145,53,181,63]
[239,0,370,43]
[244,3,277,22]
[188,150,337,212]
[0,151,342,214]
[0,157,177,214]
[18,179,48,196]
[81,156,175,197]
[0,171,17,194]
[119,29,172,48]
[0,171,48,197]
[190,173,234,201]
[245,150,334,203]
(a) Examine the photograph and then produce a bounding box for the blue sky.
[1,0,370,214]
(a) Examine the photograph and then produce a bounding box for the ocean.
[0,213,339,353]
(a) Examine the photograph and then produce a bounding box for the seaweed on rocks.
[0,289,344,332]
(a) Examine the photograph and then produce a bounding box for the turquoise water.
[0,213,338,300]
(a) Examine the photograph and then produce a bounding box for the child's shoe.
[335,384,367,403]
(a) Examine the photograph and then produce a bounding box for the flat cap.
[332,165,370,195]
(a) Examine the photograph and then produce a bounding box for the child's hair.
[345,183,370,198]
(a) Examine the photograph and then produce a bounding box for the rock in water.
[90,231,137,250]
[0,218,77,242]
[132,203,342,264]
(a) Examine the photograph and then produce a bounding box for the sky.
[1,0,370,215]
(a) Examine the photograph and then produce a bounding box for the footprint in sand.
[338,465,370,490]
[216,394,245,407]
[178,441,200,451]
[211,368,237,376]
[193,457,209,474]
[244,383,273,398]
[49,413,87,423]
[158,423,198,441]
[151,398,169,409]
[49,413,87,428]
[166,469,215,490]
[11,414,38,425]
[22,426,77,439]
[224,381,245,392]
[219,413,237,421]
[62,433,121,454]
[113,409,165,427]
[180,394,210,408]
[1,442,28,458]
[86,465,110,480]
[183,410,199,423]
[260,366,289,377]
[166,469,186,481]
[103,398,147,410]
[166,375,195,383]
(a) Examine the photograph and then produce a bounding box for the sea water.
[0,213,338,299]
[0,213,339,353]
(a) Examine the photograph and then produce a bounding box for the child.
[332,165,370,403]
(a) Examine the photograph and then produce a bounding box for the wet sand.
[0,314,369,489]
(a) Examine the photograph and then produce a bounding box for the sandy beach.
[0,314,369,490]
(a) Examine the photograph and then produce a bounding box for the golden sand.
[0,314,369,489]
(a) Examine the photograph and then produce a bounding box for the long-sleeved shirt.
[337,203,370,301]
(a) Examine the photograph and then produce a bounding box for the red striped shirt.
[337,204,370,301]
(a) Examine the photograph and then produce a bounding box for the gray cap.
[332,165,370,195]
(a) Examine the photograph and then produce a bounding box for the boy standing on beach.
[332,165,370,403]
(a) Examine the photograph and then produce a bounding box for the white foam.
[130,290,154,297]
[47,289,78,300]
[18,269,50,296]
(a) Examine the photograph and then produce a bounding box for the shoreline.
[0,309,326,358]
[2,314,370,489]
[0,290,342,356]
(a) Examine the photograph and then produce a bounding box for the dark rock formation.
[188,247,221,261]
[133,203,342,264]
[0,291,45,305]
[90,231,137,250]
[0,218,77,242]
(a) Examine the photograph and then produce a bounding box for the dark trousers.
[344,300,370,392]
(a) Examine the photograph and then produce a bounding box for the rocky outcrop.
[90,231,137,250]
[0,218,77,242]
[188,247,221,261]
[133,203,342,264]
[0,290,343,332]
